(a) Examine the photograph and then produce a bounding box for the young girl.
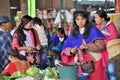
[61,10,107,80]
[12,15,41,67]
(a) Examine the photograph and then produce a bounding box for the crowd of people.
[0,9,119,80]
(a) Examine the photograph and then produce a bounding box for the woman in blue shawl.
[61,10,107,80]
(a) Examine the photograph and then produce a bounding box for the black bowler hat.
[0,15,10,23]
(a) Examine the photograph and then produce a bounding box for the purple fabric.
[62,26,104,50]
[50,34,59,46]
[49,33,68,48]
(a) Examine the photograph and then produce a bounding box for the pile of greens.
[0,76,10,80]
[0,67,60,80]
[43,67,60,80]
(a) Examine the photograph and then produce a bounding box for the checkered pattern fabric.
[0,30,12,73]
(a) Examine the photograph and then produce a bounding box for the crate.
[107,39,120,64]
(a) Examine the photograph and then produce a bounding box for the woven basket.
[107,39,120,63]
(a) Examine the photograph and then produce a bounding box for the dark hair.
[95,10,110,22]
[33,17,46,30]
[57,27,65,34]
[15,15,33,46]
[72,10,93,39]
[7,48,20,59]
[33,17,43,25]
[32,17,49,37]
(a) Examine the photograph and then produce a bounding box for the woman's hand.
[36,44,41,50]
[80,39,88,50]
[70,46,78,54]
[54,59,63,67]
[26,46,33,51]
[79,44,88,50]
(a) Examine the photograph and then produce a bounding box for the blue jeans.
[39,46,48,70]
[106,61,117,80]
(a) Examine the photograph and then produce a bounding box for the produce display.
[0,67,60,80]
[26,67,39,76]
[11,71,26,79]
[44,67,60,80]
[0,76,10,80]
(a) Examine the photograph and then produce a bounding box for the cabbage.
[0,76,10,80]
[45,67,54,78]
[26,67,39,76]
[33,73,43,80]
[44,67,59,79]
[11,71,25,79]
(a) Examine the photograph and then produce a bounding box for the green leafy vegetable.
[44,67,60,79]
[26,67,39,76]
[11,71,25,79]
[0,76,10,80]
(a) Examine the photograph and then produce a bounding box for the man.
[0,15,12,73]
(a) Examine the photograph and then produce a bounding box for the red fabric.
[96,22,118,67]
[31,29,41,46]
[101,49,108,68]
[61,53,75,63]
[1,63,17,76]
[96,22,118,46]
[12,29,40,49]
[84,54,107,80]
[61,53,107,80]
[12,33,19,48]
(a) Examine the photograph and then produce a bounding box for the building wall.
[20,0,27,13]
[20,0,74,13]
[0,0,10,17]
[36,0,74,10]
[0,0,74,27]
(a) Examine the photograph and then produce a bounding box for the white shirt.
[33,24,48,46]
[79,27,85,34]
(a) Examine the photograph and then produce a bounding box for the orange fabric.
[14,60,30,74]
[1,60,30,76]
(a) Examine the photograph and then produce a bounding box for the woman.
[12,15,41,67]
[61,10,107,80]
[1,48,30,76]
[32,17,50,69]
[94,10,118,80]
